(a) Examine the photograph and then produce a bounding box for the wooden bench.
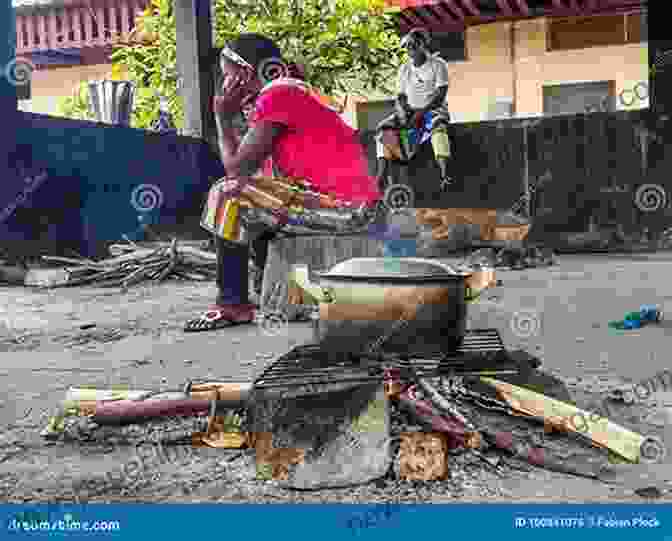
[260,233,383,318]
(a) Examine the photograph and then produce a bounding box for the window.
[543,81,615,117]
[431,31,467,62]
[547,14,637,51]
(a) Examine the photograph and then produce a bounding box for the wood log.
[480,377,646,463]
[261,234,382,318]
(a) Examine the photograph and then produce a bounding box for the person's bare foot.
[184,303,255,332]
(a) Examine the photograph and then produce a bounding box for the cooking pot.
[292,258,470,356]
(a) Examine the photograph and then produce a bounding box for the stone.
[246,382,391,490]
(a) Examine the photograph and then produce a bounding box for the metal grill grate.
[253,329,515,391]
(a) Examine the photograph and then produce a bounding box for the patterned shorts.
[201,176,385,241]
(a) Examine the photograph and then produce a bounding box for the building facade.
[13,0,147,115]
[352,0,648,129]
[14,0,648,123]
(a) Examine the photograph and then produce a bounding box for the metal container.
[87,80,136,126]
[293,257,470,356]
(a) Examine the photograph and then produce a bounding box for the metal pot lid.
[318,258,470,282]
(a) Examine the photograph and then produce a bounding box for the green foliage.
[57,0,403,129]
[55,81,92,121]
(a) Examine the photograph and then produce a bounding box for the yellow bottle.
[219,197,241,242]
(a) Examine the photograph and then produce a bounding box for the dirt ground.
[1,253,672,503]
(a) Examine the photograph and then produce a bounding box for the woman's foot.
[184,303,256,332]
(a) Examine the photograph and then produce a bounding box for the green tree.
[57,0,404,130]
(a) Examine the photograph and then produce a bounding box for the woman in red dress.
[185,34,382,331]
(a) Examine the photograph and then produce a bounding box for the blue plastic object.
[640,304,662,323]
[622,318,641,330]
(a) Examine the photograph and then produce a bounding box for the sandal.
[184,305,255,332]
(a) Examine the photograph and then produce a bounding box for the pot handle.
[291,264,333,303]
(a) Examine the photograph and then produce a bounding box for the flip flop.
[184,308,254,332]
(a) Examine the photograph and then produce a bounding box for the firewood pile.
[33,239,217,289]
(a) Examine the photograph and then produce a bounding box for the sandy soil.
[1,254,671,503]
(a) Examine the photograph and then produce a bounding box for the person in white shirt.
[376,28,453,191]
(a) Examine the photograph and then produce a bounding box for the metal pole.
[522,122,530,218]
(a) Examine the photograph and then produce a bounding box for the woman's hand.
[217,177,252,198]
[214,69,255,116]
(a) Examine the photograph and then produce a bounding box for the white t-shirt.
[398,54,450,110]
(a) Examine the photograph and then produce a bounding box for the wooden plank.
[83,7,94,46]
[15,16,25,53]
[25,15,36,52]
[480,377,646,462]
[71,7,82,47]
[97,6,107,45]
[119,1,131,39]
[108,5,119,43]
[48,9,59,50]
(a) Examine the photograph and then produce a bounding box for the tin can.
[220,198,241,241]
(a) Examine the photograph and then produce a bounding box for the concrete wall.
[19,63,112,115]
